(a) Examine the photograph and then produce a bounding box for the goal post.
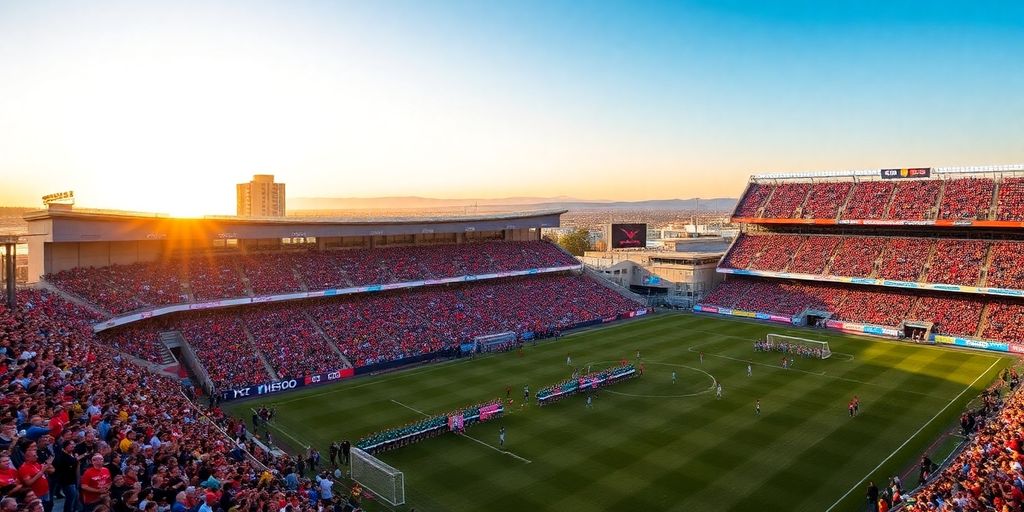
[351,447,406,506]
[765,333,831,359]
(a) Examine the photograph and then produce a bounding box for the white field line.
[824,358,1000,512]
[251,407,311,450]
[457,432,532,464]
[388,399,532,464]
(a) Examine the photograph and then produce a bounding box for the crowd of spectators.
[877,238,932,282]
[828,237,886,277]
[924,240,988,287]
[46,262,186,315]
[985,241,1024,290]
[48,242,577,316]
[788,236,841,274]
[938,177,996,220]
[886,179,942,220]
[761,183,811,219]
[908,295,984,337]
[997,177,1024,221]
[841,181,896,220]
[734,183,773,218]
[240,306,348,380]
[719,234,803,272]
[801,182,853,219]
[173,313,269,390]
[1,288,370,512]
[981,301,1024,343]
[905,381,1024,511]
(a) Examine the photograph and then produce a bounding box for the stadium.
[1,164,1023,511]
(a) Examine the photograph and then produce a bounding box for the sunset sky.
[1,1,1021,215]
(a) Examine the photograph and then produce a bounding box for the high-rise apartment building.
[236,175,286,217]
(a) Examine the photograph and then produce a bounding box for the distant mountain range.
[290,196,736,211]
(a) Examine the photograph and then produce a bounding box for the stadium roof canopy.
[750,163,1024,181]
[23,205,566,243]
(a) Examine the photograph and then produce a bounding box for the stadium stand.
[801,181,853,219]
[981,301,1024,343]
[886,179,942,220]
[240,305,348,379]
[937,177,995,220]
[761,183,811,219]
[46,241,578,316]
[876,238,932,282]
[0,288,338,512]
[924,239,988,287]
[986,241,1024,290]
[840,180,895,220]
[788,236,840,274]
[827,236,885,277]
[907,295,983,337]
[733,183,772,217]
[997,177,1024,221]
[720,234,803,272]
[175,312,270,389]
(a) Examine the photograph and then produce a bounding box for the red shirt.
[81,467,111,504]
[17,461,48,497]
[0,467,18,488]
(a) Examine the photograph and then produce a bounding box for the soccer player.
[848,400,855,417]
[523,385,530,402]
[499,427,506,449]
[636,349,641,360]
[755,399,761,416]
[854,395,860,416]
[566,354,572,366]
[699,351,704,364]
[671,371,677,384]
[586,395,593,408]
[716,383,722,400]
[747,364,752,377]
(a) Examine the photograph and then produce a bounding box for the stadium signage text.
[42,191,74,204]
[880,167,931,179]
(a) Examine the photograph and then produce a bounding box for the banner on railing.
[220,367,354,402]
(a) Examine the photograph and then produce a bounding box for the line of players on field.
[753,340,824,359]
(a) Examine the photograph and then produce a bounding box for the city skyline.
[1,0,1021,216]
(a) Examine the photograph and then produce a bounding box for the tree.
[558,228,592,256]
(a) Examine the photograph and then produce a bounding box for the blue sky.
[0,0,1021,213]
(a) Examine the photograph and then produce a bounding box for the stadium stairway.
[835,182,857,220]
[239,320,282,381]
[292,268,309,292]
[756,185,779,218]
[301,310,353,368]
[980,245,997,287]
[881,183,900,218]
[932,179,948,220]
[35,279,114,318]
[990,180,1002,220]
[154,332,178,365]
[976,303,995,339]
[919,242,939,282]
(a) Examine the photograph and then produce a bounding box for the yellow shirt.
[119,437,133,453]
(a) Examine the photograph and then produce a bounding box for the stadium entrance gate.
[901,320,934,343]
[795,309,833,329]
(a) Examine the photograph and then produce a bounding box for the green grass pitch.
[227,312,1013,511]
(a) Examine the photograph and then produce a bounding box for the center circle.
[583,360,717,398]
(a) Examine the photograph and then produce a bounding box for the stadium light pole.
[1,237,15,309]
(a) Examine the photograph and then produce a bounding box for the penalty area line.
[823,358,1000,512]
[389,399,532,464]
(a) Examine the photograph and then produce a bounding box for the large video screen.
[880,167,931,179]
[610,223,647,249]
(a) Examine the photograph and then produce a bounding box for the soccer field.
[227,313,1013,511]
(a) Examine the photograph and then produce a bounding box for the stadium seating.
[981,301,1024,343]
[906,384,1024,512]
[841,180,896,220]
[788,236,840,274]
[828,287,915,327]
[175,312,271,389]
[937,177,995,220]
[733,183,773,217]
[761,183,811,219]
[907,295,983,337]
[886,179,942,220]
[0,289,320,512]
[801,181,853,219]
[876,238,931,282]
[996,176,1024,221]
[240,305,348,379]
[46,241,578,316]
[827,236,885,277]
[986,241,1024,290]
[720,234,803,272]
[720,234,760,269]
[699,279,751,309]
[924,240,988,286]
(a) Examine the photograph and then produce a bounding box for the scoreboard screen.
[610,223,647,249]
[880,167,931,179]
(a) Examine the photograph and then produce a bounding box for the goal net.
[351,447,405,506]
[765,333,831,359]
